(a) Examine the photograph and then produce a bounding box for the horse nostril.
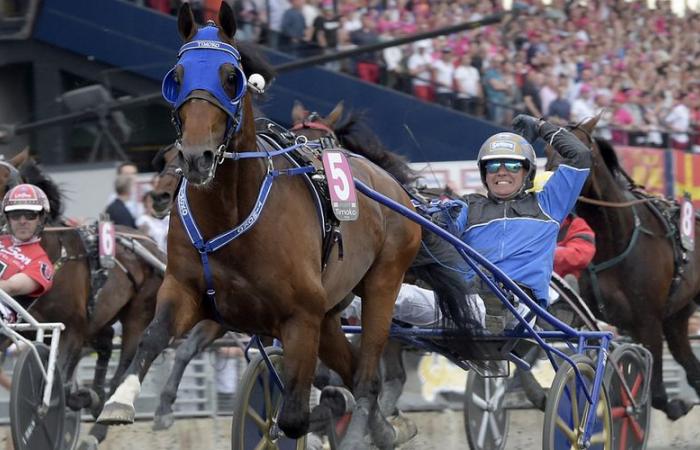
[197,151,215,172]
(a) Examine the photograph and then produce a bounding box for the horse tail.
[409,229,493,364]
[409,229,475,328]
[334,112,418,185]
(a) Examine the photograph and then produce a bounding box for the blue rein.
[176,141,319,323]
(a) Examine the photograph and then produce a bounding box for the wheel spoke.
[263,372,273,415]
[477,411,490,447]
[487,409,503,443]
[589,431,608,444]
[611,406,627,419]
[567,377,580,427]
[247,404,268,430]
[471,393,488,410]
[628,416,645,442]
[629,372,643,398]
[619,418,629,450]
[253,436,269,450]
[555,416,577,442]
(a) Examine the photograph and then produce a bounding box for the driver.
[0,184,54,322]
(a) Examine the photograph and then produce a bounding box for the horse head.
[162,2,273,185]
[0,147,29,198]
[150,144,180,218]
[544,115,602,196]
[290,100,344,141]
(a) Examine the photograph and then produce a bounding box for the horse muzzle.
[151,192,172,218]
[180,150,216,185]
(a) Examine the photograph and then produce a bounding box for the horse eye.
[227,72,237,85]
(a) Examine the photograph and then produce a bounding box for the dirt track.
[1,407,698,450]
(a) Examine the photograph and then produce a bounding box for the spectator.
[279,0,306,53]
[482,55,509,125]
[433,48,455,108]
[136,191,169,253]
[570,84,595,123]
[521,69,544,118]
[350,14,381,83]
[311,4,340,54]
[105,175,137,229]
[547,83,572,125]
[407,41,434,102]
[664,92,691,150]
[454,54,482,116]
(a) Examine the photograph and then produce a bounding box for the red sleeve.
[554,217,596,277]
[24,255,54,297]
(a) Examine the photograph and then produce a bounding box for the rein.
[577,195,659,208]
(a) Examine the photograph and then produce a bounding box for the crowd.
[138,0,700,151]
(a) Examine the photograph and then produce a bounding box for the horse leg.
[96,282,203,425]
[90,325,115,412]
[662,303,697,420]
[276,305,324,439]
[153,320,225,430]
[378,340,405,417]
[632,316,672,415]
[342,270,404,450]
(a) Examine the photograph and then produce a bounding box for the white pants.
[342,283,538,329]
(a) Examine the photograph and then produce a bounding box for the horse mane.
[334,111,418,185]
[18,159,64,222]
[594,137,637,189]
[237,41,276,87]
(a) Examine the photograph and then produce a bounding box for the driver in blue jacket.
[435,114,592,331]
[344,115,592,332]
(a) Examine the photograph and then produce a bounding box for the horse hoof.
[152,412,175,431]
[320,386,356,417]
[388,412,417,446]
[96,402,136,425]
[76,435,99,450]
[666,398,693,421]
[67,388,101,411]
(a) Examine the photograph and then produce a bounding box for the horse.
[149,100,420,432]
[97,4,483,448]
[0,149,164,449]
[545,115,700,420]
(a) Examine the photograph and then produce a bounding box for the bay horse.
[98,3,482,448]
[149,100,420,432]
[545,116,700,420]
[0,150,163,449]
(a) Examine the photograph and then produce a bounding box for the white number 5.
[328,152,350,201]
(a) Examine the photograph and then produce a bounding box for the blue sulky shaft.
[353,178,613,447]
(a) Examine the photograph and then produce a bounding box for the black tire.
[231,347,306,450]
[604,344,651,450]
[10,343,65,450]
[463,371,510,450]
[61,378,82,450]
[543,354,612,450]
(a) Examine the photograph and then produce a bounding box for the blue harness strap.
[176,148,317,325]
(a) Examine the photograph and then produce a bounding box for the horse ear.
[326,101,344,127]
[178,3,197,41]
[580,114,601,134]
[9,146,29,169]
[218,1,237,40]
[291,101,308,124]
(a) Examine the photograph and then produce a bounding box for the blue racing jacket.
[450,125,591,302]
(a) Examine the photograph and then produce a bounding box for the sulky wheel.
[61,378,82,450]
[604,344,652,450]
[463,370,510,450]
[543,354,612,450]
[10,343,65,450]
[231,347,306,450]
